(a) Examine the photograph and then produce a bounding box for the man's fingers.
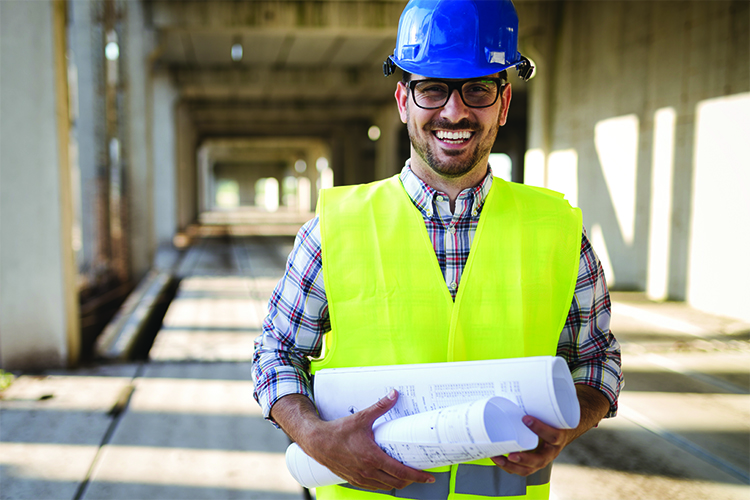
[353,467,414,491]
[341,454,434,490]
[360,389,399,424]
[378,453,436,486]
[358,439,435,486]
[492,457,535,477]
[491,430,562,478]
[521,416,565,446]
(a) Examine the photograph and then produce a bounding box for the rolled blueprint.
[286,396,539,489]
[286,442,345,489]
[314,356,580,430]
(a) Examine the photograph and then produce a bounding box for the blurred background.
[0,1,748,499]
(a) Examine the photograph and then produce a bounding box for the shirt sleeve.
[557,228,624,418]
[252,217,329,422]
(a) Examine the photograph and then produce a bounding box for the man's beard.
[407,115,499,179]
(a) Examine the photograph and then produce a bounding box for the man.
[253,1,622,498]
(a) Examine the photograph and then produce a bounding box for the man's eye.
[421,85,447,94]
[465,84,492,94]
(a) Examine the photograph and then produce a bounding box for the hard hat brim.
[390,56,518,80]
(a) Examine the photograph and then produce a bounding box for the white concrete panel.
[547,149,578,207]
[488,153,512,182]
[594,114,639,246]
[523,149,545,188]
[688,93,750,322]
[0,0,68,368]
[646,108,677,301]
[297,177,312,213]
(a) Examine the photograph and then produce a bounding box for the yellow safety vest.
[312,175,582,500]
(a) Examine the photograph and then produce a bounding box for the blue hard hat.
[384,0,533,81]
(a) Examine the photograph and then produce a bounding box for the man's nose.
[440,89,471,121]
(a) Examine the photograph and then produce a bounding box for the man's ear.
[395,82,409,124]
[498,83,512,126]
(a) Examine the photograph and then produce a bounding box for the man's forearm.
[569,383,611,441]
[270,393,324,446]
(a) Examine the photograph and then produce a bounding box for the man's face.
[395,74,512,180]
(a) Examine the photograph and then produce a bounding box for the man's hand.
[271,390,435,491]
[491,415,573,476]
[491,384,611,476]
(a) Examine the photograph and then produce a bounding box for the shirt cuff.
[254,366,315,427]
[570,363,623,418]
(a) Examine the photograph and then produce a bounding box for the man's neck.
[409,157,489,212]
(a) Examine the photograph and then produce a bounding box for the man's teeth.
[435,130,471,142]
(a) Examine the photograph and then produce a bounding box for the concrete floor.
[0,236,303,500]
[1,236,748,500]
[552,293,750,500]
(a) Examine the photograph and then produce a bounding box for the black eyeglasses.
[407,78,506,109]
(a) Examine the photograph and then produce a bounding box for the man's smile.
[433,130,474,145]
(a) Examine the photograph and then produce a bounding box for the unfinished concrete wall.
[0,0,80,369]
[524,1,749,320]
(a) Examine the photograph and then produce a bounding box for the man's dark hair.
[402,69,509,84]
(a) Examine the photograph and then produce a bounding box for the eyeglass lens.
[412,80,500,109]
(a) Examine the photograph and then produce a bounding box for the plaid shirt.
[253,165,623,421]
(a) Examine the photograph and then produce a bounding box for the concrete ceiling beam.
[188,101,387,132]
[172,64,395,100]
[150,0,407,32]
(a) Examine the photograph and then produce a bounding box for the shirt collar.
[399,161,494,216]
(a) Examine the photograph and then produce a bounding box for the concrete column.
[522,2,563,189]
[307,144,326,211]
[123,0,154,280]
[332,121,375,186]
[374,104,402,181]
[175,102,197,230]
[151,71,178,247]
[330,129,346,187]
[196,146,211,213]
[69,0,104,278]
[0,0,80,369]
